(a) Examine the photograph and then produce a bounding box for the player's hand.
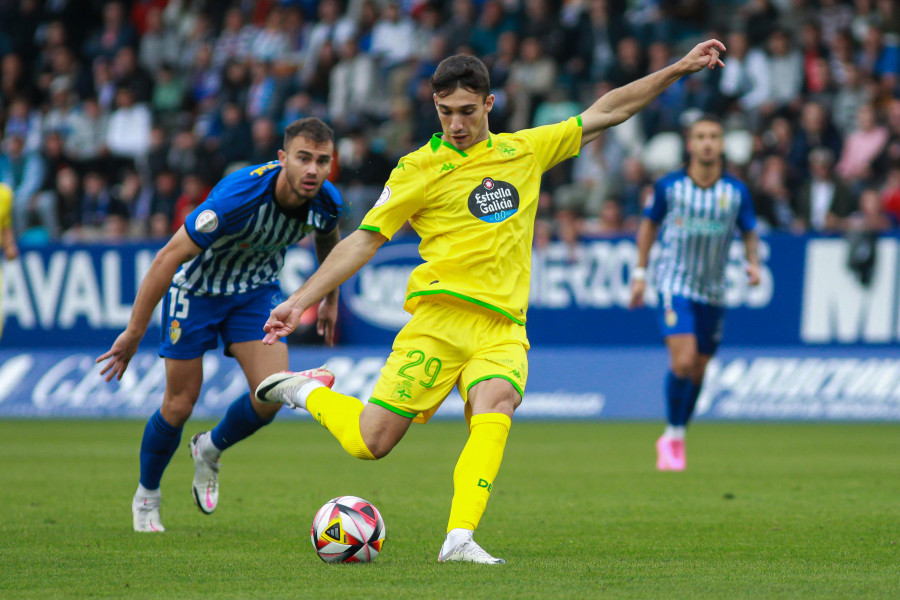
[628,279,646,309]
[679,39,726,73]
[746,263,761,286]
[96,330,142,382]
[4,245,18,261]
[317,299,338,346]
[263,299,306,345]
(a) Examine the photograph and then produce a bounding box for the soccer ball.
[310,496,386,563]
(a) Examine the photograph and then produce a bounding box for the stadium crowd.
[0,0,899,246]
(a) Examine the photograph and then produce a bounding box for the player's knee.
[670,356,696,378]
[160,401,194,427]
[360,435,396,460]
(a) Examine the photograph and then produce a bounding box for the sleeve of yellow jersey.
[517,116,583,173]
[358,157,426,240]
[0,184,13,230]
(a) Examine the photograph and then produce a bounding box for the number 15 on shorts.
[168,288,190,319]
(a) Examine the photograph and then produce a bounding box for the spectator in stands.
[790,100,844,178]
[139,6,181,73]
[213,8,255,69]
[0,133,45,234]
[876,98,900,171]
[847,186,893,233]
[832,63,872,136]
[302,0,356,88]
[752,153,799,231]
[328,37,377,131]
[106,86,152,165]
[49,166,80,239]
[763,29,804,115]
[836,103,889,188]
[83,1,137,61]
[170,173,209,232]
[566,0,620,86]
[148,169,180,238]
[3,97,42,153]
[247,117,282,166]
[1,53,37,105]
[718,30,770,115]
[251,7,291,64]
[506,36,557,131]
[793,147,856,233]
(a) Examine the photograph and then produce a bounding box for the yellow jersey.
[0,183,11,232]
[360,116,582,324]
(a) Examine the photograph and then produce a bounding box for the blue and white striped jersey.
[174,161,342,295]
[644,169,756,306]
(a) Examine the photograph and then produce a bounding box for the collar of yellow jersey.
[429,132,493,157]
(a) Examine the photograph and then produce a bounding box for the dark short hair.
[690,113,723,129]
[431,55,491,99]
[284,117,334,148]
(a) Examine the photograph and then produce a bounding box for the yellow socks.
[446,412,512,532]
[306,388,375,460]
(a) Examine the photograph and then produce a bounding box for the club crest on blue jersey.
[195,210,218,233]
[468,178,519,223]
[169,320,182,344]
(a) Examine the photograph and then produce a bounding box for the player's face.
[277,135,333,207]
[686,120,724,167]
[434,87,494,151]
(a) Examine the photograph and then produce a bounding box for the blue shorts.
[655,294,725,356]
[159,282,285,360]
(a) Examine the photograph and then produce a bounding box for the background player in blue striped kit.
[96,118,342,531]
[629,115,760,471]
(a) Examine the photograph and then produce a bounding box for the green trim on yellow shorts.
[368,397,418,419]
[466,374,524,398]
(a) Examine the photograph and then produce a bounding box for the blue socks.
[210,393,273,452]
[139,409,183,490]
[665,371,702,427]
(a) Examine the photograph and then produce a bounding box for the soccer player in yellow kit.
[0,183,19,339]
[257,39,727,563]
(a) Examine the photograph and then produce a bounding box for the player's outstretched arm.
[312,226,342,346]
[96,227,202,381]
[263,228,387,344]
[580,39,726,146]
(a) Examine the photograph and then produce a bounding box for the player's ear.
[277,148,286,166]
[484,93,495,113]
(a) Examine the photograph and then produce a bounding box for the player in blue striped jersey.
[629,115,760,471]
[96,118,343,532]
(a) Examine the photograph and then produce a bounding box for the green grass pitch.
[2,420,898,599]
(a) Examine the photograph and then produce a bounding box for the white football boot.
[189,431,219,514]
[132,490,165,532]
[255,367,335,410]
[438,529,506,565]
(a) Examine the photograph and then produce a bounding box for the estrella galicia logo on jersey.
[168,320,182,344]
[195,209,218,233]
[468,178,519,223]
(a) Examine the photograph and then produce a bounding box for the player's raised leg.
[133,357,202,532]
[189,340,289,515]
[438,378,518,565]
[256,369,413,460]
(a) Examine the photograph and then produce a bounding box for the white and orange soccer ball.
[310,496,386,563]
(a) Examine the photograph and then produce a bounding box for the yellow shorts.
[369,300,529,423]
